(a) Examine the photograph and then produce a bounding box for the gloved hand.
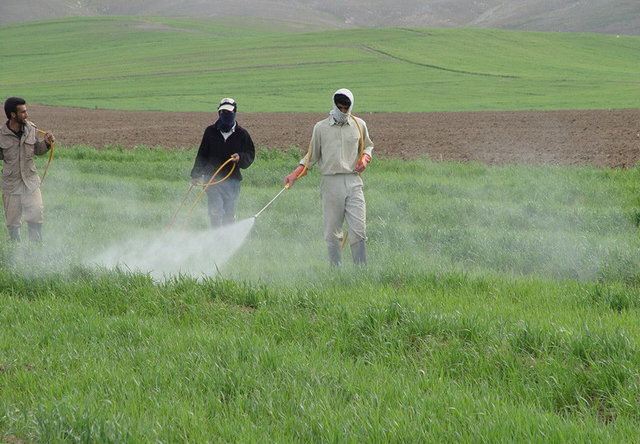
[230,153,240,163]
[354,153,371,173]
[284,165,306,188]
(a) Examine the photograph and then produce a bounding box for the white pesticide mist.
[93,217,255,279]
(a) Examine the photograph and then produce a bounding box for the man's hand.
[354,153,371,173]
[284,165,306,188]
[230,153,240,163]
[44,132,55,145]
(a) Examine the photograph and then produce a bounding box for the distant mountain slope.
[1,0,638,35]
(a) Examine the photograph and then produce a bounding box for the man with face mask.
[284,88,373,266]
[0,97,55,242]
[191,97,255,228]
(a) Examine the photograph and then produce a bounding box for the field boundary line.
[360,45,518,78]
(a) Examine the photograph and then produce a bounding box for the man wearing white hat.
[191,97,255,227]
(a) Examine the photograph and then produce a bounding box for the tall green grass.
[1,145,639,441]
[1,17,638,111]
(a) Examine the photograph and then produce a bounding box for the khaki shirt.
[301,115,373,175]
[0,121,50,194]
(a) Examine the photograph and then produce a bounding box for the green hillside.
[0,16,638,112]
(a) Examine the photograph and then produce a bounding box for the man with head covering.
[191,97,255,228]
[284,88,373,266]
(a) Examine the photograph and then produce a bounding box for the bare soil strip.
[28,106,640,167]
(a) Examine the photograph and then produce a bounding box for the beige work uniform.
[0,121,49,228]
[300,115,374,247]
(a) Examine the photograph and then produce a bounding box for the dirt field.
[28,106,640,168]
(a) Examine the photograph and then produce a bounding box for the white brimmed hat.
[218,98,237,112]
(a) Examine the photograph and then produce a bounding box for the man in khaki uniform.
[284,88,373,266]
[0,97,55,242]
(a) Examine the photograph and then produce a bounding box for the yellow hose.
[180,157,237,230]
[350,114,365,163]
[340,114,365,249]
[36,129,55,184]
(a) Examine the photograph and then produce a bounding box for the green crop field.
[0,16,639,112]
[1,15,640,443]
[1,145,640,441]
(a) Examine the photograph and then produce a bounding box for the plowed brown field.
[28,106,640,167]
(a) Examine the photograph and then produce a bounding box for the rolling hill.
[1,0,639,35]
[1,17,638,113]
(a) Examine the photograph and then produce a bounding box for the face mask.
[329,89,353,124]
[216,112,236,132]
[330,108,349,125]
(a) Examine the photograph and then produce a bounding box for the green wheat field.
[1,16,640,442]
[1,16,639,112]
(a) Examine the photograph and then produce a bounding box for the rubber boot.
[327,244,342,267]
[28,222,42,243]
[8,226,20,242]
[351,239,367,265]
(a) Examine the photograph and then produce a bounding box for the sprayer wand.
[253,184,289,219]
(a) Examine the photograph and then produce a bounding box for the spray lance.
[251,139,316,220]
[251,147,314,220]
[253,184,290,219]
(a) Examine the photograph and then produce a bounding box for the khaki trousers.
[320,174,366,248]
[2,189,44,228]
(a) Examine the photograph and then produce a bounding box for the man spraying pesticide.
[144,97,260,275]
[190,97,255,228]
[284,88,373,266]
[161,90,373,273]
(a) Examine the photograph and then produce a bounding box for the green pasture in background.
[1,146,640,441]
[0,16,638,112]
